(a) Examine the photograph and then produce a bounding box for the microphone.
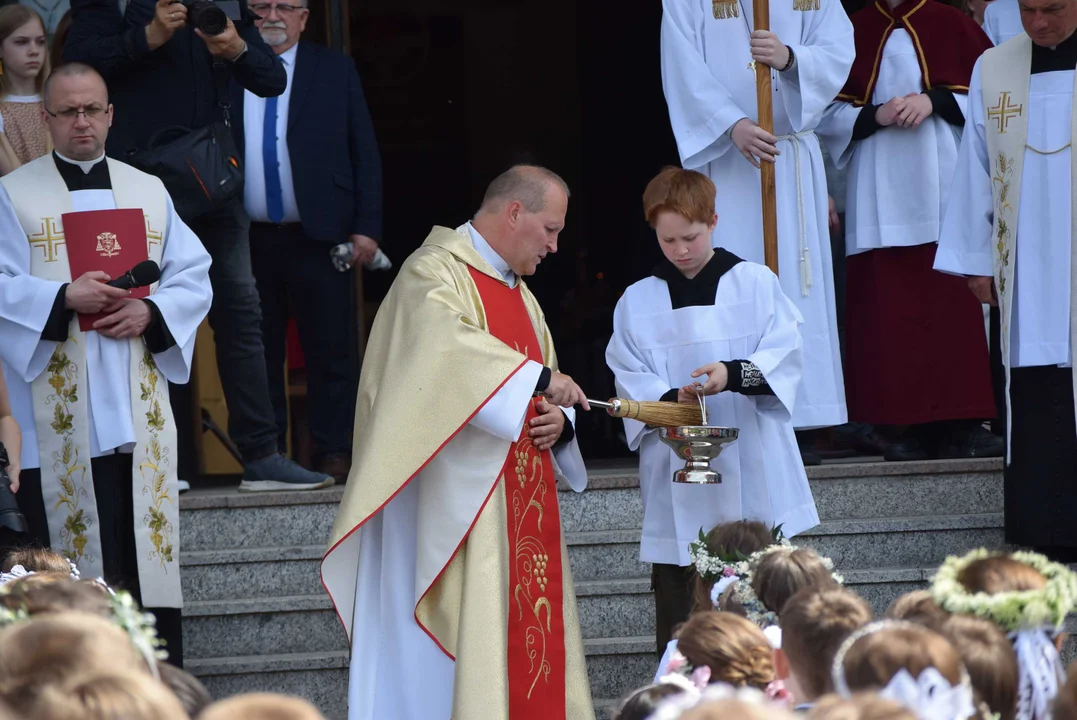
[106,261,161,290]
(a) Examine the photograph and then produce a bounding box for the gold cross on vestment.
[29,218,65,263]
[145,214,163,252]
[988,91,1024,134]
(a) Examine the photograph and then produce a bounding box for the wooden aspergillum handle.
[753,0,779,277]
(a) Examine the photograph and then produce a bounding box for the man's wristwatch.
[228,40,249,63]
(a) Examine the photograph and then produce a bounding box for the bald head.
[478,165,570,216]
[42,62,113,162]
[44,62,107,107]
[471,165,570,278]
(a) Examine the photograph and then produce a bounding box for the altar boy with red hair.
[818,0,1000,462]
[606,167,817,653]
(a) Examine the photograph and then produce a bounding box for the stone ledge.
[576,579,652,597]
[584,636,655,656]
[181,546,324,566]
[185,595,332,617]
[180,487,344,511]
[802,513,1004,537]
[187,651,349,677]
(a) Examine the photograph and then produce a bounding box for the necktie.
[263,95,284,223]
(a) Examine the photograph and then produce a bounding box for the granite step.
[185,638,656,718]
[187,651,349,720]
[181,547,323,602]
[558,459,1003,534]
[183,596,346,659]
[179,488,343,553]
[566,514,1005,581]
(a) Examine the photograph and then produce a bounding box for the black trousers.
[12,454,184,666]
[1006,366,1077,553]
[249,222,358,460]
[652,563,696,655]
[184,201,279,461]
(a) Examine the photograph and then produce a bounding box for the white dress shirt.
[243,44,301,223]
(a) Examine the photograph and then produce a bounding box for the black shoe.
[800,450,822,466]
[938,423,1006,459]
[884,436,933,462]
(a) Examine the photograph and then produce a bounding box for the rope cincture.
[774,129,815,296]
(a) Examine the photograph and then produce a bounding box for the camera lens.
[188,0,228,36]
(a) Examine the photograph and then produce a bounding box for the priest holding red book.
[0,62,212,664]
[818,0,1000,461]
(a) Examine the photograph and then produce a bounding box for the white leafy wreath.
[930,549,1077,632]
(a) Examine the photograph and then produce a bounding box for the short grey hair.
[478,165,571,214]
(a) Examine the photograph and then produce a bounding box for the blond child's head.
[643,167,718,280]
[32,670,188,720]
[691,520,775,612]
[0,577,112,619]
[0,612,147,713]
[200,693,326,720]
[939,614,1018,720]
[808,693,918,720]
[2,547,72,574]
[778,586,875,702]
[752,547,838,616]
[885,590,949,631]
[614,683,687,720]
[675,611,775,691]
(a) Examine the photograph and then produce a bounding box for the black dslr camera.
[0,443,27,536]
[176,0,241,36]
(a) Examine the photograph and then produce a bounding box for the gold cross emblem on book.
[988,91,1023,134]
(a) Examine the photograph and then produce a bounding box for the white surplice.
[0,156,211,471]
[983,0,1023,47]
[660,0,852,429]
[605,261,818,566]
[819,31,967,256]
[346,224,587,720]
[936,61,1073,369]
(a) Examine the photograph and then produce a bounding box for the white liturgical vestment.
[606,258,818,565]
[660,0,852,429]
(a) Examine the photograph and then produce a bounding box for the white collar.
[466,222,515,288]
[55,150,105,175]
[278,43,298,66]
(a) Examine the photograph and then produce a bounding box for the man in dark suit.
[233,0,381,480]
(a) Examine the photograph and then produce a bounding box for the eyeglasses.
[44,105,109,121]
[250,3,305,14]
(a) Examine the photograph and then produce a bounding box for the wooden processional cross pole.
[753,0,780,276]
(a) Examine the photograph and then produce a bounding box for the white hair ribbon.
[1011,629,1064,720]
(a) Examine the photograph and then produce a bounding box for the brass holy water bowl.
[658,426,739,485]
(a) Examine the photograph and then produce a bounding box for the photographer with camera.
[64,0,336,490]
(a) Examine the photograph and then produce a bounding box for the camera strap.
[212,59,232,128]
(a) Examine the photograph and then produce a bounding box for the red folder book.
[62,209,150,332]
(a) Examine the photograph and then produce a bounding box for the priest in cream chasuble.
[935,11,1077,560]
[0,64,212,660]
[660,0,853,431]
[322,166,593,720]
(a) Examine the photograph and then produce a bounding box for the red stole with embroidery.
[468,266,567,720]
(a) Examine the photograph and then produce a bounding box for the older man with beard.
[232,3,382,481]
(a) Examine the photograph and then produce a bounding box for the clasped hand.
[528,399,564,452]
[64,272,151,339]
[876,93,933,129]
[147,0,245,57]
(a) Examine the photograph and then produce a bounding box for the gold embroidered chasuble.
[322,226,593,719]
[980,35,1077,453]
[0,155,181,608]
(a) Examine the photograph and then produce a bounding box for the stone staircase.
[178,458,1005,718]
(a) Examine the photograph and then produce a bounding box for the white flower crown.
[930,549,1077,632]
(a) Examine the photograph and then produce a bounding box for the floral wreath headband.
[931,549,1076,720]
[690,525,843,635]
[0,564,167,675]
[831,620,976,720]
[930,549,1077,633]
